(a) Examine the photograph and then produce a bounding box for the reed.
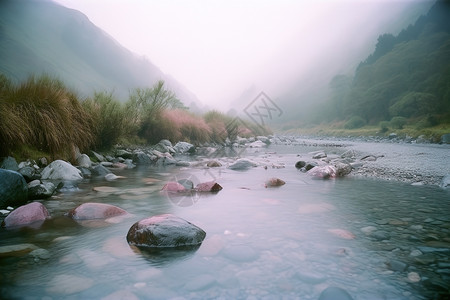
[0,74,94,160]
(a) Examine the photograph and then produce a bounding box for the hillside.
[0,0,199,105]
[324,0,450,127]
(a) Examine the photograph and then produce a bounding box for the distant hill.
[323,0,450,126]
[0,0,200,105]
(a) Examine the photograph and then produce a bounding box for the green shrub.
[82,92,126,150]
[379,120,390,133]
[344,116,366,129]
[390,116,407,129]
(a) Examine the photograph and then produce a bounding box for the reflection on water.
[0,145,449,299]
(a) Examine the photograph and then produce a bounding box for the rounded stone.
[126,214,206,248]
[67,203,127,220]
[0,169,28,209]
[2,202,50,227]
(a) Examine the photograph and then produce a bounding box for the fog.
[54,0,432,112]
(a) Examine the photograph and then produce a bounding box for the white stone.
[41,160,82,181]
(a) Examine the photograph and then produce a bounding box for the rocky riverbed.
[0,135,449,299]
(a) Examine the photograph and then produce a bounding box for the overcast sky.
[53,0,431,109]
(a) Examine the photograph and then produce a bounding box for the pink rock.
[308,165,337,179]
[195,181,223,192]
[67,203,127,220]
[161,182,186,192]
[2,202,50,227]
[265,178,286,188]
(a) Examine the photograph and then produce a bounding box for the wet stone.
[371,231,391,241]
[387,259,408,272]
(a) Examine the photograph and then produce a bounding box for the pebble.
[371,231,391,241]
[0,243,38,257]
[407,272,421,283]
[409,249,423,257]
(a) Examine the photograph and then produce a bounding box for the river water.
[1,142,449,299]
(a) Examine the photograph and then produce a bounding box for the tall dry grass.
[0,74,94,160]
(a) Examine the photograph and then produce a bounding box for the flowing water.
[1,143,449,299]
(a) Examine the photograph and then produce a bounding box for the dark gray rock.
[78,167,92,178]
[295,161,306,169]
[387,259,408,272]
[91,164,112,177]
[159,139,173,147]
[115,149,133,159]
[126,214,206,248]
[133,151,153,164]
[371,231,391,241]
[0,169,28,209]
[318,287,354,300]
[334,162,352,177]
[173,142,195,154]
[28,181,56,200]
[1,156,19,171]
[90,151,106,162]
[18,166,36,182]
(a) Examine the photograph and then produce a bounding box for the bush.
[379,121,390,133]
[344,116,366,129]
[390,116,407,129]
[82,92,126,150]
[0,74,94,160]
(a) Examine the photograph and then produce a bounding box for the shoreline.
[293,136,450,186]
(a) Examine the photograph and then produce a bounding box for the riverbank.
[291,136,450,187]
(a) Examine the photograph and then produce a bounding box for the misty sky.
[54,0,431,109]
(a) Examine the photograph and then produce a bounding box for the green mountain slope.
[0,0,199,104]
[327,0,450,126]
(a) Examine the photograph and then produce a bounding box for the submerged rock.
[0,169,28,209]
[2,202,50,228]
[126,214,206,248]
[318,287,354,300]
[67,203,127,220]
[41,160,82,181]
[161,182,186,192]
[196,181,223,192]
[228,158,257,170]
[265,178,286,188]
[308,165,337,179]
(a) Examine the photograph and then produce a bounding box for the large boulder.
[67,203,127,220]
[0,169,28,209]
[334,162,352,177]
[76,154,92,168]
[91,164,112,177]
[2,202,50,228]
[308,165,337,179]
[1,156,19,171]
[41,160,82,181]
[126,214,206,248]
[18,166,37,182]
[173,142,195,154]
[133,151,153,165]
[228,158,258,170]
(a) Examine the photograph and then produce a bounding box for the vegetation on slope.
[0,74,271,162]
[304,0,450,137]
